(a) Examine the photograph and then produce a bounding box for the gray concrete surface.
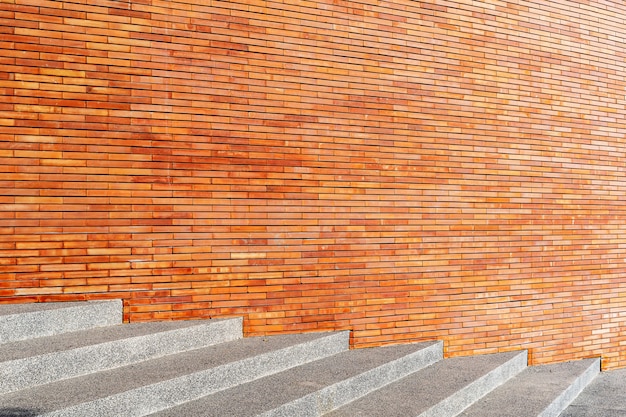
[149,341,442,417]
[0,300,122,344]
[559,367,626,417]
[2,300,622,417]
[325,350,527,417]
[459,358,600,417]
[0,317,242,394]
[0,331,349,416]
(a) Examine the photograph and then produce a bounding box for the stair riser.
[0,318,243,395]
[0,301,122,344]
[37,331,350,417]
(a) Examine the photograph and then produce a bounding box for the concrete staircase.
[0,300,600,417]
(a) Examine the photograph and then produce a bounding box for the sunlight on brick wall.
[2,0,626,369]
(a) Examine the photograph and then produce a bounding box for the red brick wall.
[2,0,626,369]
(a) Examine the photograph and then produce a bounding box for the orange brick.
[3,0,626,369]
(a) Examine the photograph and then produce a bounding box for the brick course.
[2,0,626,368]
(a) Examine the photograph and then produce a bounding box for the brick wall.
[2,0,626,368]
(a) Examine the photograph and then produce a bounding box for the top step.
[0,300,123,345]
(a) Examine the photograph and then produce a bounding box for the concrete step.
[459,358,600,417]
[148,340,443,417]
[0,300,122,344]
[324,350,528,417]
[0,317,242,394]
[559,366,626,416]
[0,331,350,416]
[0,300,605,417]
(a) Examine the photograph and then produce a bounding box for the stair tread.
[0,318,237,362]
[0,331,348,415]
[459,358,600,417]
[325,350,526,417]
[149,341,441,417]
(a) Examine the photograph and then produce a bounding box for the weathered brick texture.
[2,0,626,368]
